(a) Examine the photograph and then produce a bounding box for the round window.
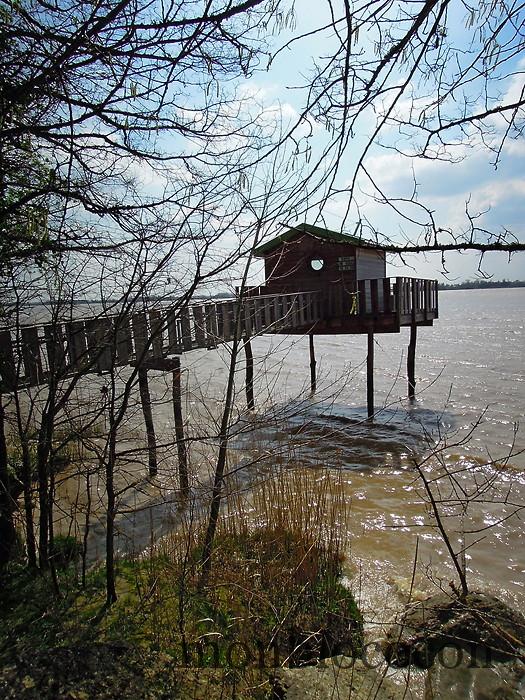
[310,258,324,271]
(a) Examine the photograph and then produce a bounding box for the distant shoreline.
[19,283,525,306]
[438,281,525,291]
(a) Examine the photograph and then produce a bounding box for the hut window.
[337,256,355,272]
[310,258,324,271]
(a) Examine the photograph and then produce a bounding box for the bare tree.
[262,0,525,267]
[0,0,296,266]
[412,417,524,601]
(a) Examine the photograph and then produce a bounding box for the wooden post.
[407,322,417,400]
[309,333,317,394]
[367,332,374,419]
[172,358,189,495]
[244,337,255,410]
[138,367,158,477]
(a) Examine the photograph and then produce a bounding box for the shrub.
[49,536,82,569]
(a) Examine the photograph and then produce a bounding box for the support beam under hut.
[367,332,374,419]
[244,337,255,411]
[309,333,317,394]
[407,322,417,400]
[172,357,189,495]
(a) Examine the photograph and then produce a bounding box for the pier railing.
[247,277,438,323]
[356,277,438,321]
[0,279,437,390]
[0,291,321,390]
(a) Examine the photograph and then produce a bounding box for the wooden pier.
[0,291,318,390]
[246,276,438,334]
[0,277,437,392]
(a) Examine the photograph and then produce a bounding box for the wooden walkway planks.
[0,292,321,390]
[0,281,438,390]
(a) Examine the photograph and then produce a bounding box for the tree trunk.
[138,367,158,477]
[172,361,189,495]
[105,508,117,604]
[0,397,16,568]
[13,394,37,567]
[20,438,37,567]
[37,405,54,569]
[198,245,260,589]
[243,337,255,410]
[82,470,91,588]
[105,434,117,605]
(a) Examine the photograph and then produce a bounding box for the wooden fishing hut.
[247,223,439,415]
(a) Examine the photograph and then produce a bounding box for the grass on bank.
[1,469,362,695]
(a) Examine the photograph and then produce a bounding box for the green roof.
[253,223,383,256]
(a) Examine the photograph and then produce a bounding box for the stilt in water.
[244,337,255,410]
[407,322,417,400]
[172,357,189,495]
[309,333,317,394]
[138,367,158,477]
[367,332,374,419]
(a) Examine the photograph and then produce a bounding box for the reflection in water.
[235,391,525,604]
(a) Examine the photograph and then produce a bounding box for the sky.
[94,0,525,291]
[229,0,525,283]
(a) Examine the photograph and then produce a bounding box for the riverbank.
[3,544,525,699]
[0,469,367,698]
[0,538,365,698]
